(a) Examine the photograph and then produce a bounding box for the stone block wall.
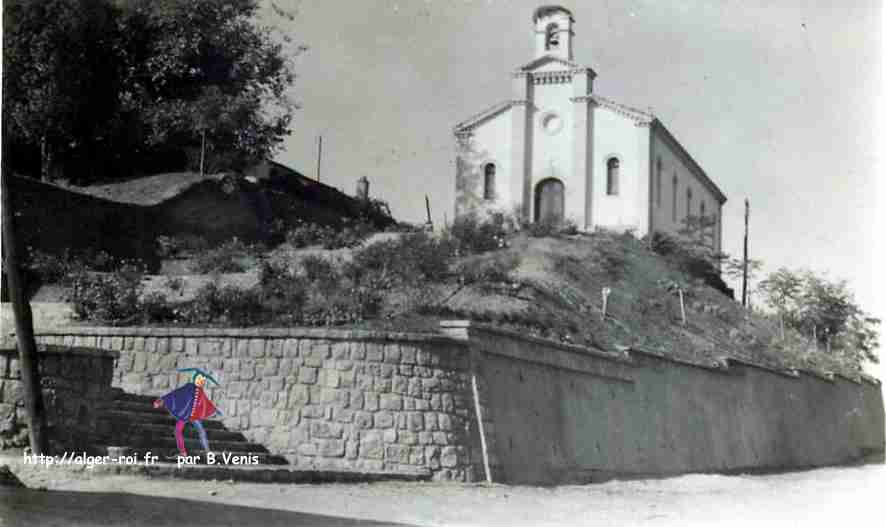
[34,328,480,481]
[32,323,884,485]
[0,345,117,452]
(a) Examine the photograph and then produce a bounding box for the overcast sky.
[267,1,884,375]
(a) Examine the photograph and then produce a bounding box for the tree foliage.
[758,268,880,366]
[3,0,297,182]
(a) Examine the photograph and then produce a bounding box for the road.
[2,462,885,526]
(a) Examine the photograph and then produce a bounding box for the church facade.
[454,5,726,252]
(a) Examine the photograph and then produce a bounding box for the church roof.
[590,94,655,124]
[453,100,514,133]
[533,5,574,22]
[516,55,584,72]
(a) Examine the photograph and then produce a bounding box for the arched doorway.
[534,178,565,223]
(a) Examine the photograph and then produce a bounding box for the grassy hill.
[28,221,870,380]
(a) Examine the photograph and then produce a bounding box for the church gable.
[517,55,580,73]
[453,100,513,134]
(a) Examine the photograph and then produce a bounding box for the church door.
[534,178,565,223]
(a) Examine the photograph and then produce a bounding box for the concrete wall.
[441,322,885,485]
[30,324,885,485]
[0,346,117,452]
[33,327,481,481]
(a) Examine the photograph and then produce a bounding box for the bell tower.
[533,5,574,61]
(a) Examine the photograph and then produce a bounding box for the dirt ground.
[2,458,885,526]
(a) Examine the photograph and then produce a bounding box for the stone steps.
[94,446,289,465]
[99,410,227,430]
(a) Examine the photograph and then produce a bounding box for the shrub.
[190,238,255,274]
[447,212,507,254]
[65,265,144,323]
[156,235,210,258]
[352,231,453,285]
[285,220,333,248]
[526,216,560,238]
[456,254,520,286]
[258,261,308,321]
[174,283,266,326]
[299,255,335,283]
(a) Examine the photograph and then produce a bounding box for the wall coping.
[33,325,467,346]
[0,345,120,360]
[440,321,882,387]
[439,320,633,365]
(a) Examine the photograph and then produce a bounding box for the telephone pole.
[316,135,323,182]
[742,198,749,308]
[1,131,48,455]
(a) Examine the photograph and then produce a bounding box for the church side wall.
[590,106,647,232]
[650,129,722,252]
[455,110,514,219]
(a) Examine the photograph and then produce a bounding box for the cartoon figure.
[153,368,222,457]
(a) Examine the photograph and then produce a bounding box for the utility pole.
[199,129,206,177]
[425,195,433,230]
[316,135,323,182]
[742,198,749,308]
[1,133,48,455]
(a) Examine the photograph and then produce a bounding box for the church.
[454,5,726,252]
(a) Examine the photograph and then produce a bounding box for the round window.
[541,112,563,135]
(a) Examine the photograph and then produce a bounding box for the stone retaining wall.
[34,328,480,481]
[31,323,885,485]
[0,345,117,452]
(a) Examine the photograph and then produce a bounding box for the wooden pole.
[1,140,48,455]
[316,135,322,182]
[199,129,206,177]
[742,198,749,308]
[425,195,433,229]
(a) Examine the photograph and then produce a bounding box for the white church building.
[454,5,726,252]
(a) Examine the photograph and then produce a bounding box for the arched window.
[655,158,662,207]
[606,158,620,196]
[483,163,496,200]
[686,188,693,219]
[671,174,678,222]
[545,23,560,50]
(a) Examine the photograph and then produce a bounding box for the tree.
[757,267,880,368]
[113,0,296,174]
[3,0,122,181]
[757,267,804,338]
[2,0,297,182]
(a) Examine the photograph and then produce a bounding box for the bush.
[299,255,335,283]
[285,220,333,248]
[352,231,453,285]
[190,238,256,274]
[456,254,520,286]
[447,213,507,254]
[65,265,145,323]
[155,235,210,258]
[174,282,266,326]
[526,216,560,238]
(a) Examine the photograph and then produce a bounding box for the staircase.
[94,390,287,465]
[79,389,430,483]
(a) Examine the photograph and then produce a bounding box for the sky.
[265,1,884,376]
